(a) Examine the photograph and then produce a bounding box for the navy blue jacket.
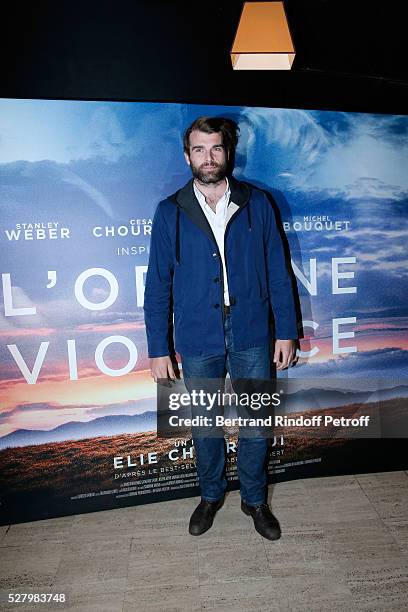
[144,176,298,357]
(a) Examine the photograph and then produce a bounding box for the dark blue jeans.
[181,314,271,506]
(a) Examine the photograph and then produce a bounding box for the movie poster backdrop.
[1,100,407,523]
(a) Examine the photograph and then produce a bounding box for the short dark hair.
[183,116,239,169]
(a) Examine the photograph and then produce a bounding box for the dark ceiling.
[1,0,407,114]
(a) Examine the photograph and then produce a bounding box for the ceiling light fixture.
[231,1,295,70]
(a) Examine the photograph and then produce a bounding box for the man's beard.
[190,160,227,184]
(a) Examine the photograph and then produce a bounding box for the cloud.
[0,402,60,421]
[0,326,57,339]
[237,109,408,195]
[236,108,330,187]
[366,115,408,145]
[66,106,128,162]
[84,397,154,418]
[60,168,114,217]
[0,285,46,327]
[75,321,145,333]
[292,347,408,378]
[283,186,408,292]
[0,99,186,165]
[341,177,407,200]
[0,397,154,421]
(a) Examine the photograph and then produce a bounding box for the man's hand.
[273,339,297,370]
[150,356,176,383]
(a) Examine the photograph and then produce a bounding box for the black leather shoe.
[189,498,224,536]
[241,500,281,540]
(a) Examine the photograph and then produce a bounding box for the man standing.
[144,116,298,539]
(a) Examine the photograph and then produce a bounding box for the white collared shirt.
[193,177,239,306]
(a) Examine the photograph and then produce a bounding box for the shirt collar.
[193,177,230,210]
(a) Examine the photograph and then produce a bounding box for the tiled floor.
[1,471,408,611]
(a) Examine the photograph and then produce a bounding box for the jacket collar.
[169,175,251,243]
